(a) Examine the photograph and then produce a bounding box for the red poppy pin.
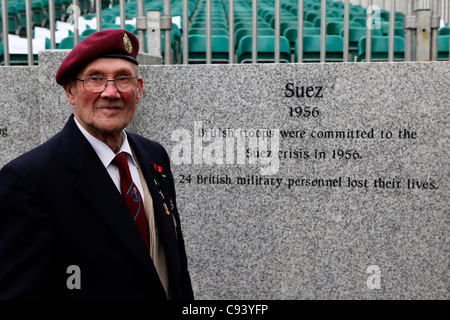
[151,162,166,177]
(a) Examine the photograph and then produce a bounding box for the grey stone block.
[0,54,448,299]
[134,62,449,299]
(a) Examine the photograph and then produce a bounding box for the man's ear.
[63,79,77,105]
[135,77,144,104]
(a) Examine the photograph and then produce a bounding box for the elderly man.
[0,30,194,300]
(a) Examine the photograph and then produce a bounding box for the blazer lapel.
[127,135,181,288]
[60,116,162,281]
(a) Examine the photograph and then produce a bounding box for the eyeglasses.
[74,76,140,93]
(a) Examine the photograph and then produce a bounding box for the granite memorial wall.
[0,51,448,299]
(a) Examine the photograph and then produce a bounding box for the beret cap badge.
[123,33,133,54]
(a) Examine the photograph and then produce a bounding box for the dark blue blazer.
[0,115,194,300]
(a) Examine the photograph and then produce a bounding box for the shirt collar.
[73,117,138,169]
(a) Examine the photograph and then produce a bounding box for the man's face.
[64,57,143,139]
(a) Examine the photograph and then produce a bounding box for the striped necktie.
[113,152,150,249]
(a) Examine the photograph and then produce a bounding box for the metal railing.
[1,0,449,66]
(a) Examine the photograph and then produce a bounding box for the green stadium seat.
[313,17,344,28]
[295,35,344,62]
[303,21,314,28]
[326,21,363,35]
[352,17,368,28]
[284,27,321,52]
[340,27,382,61]
[357,36,405,62]
[395,28,405,37]
[269,16,297,29]
[83,13,99,21]
[235,16,266,24]
[379,21,391,35]
[348,12,368,22]
[28,1,47,28]
[439,27,450,36]
[79,0,89,14]
[81,29,97,37]
[51,0,66,22]
[100,23,137,34]
[341,27,382,47]
[102,13,118,24]
[237,35,291,63]
[14,1,33,35]
[438,35,449,60]
[352,17,388,29]
[193,16,227,23]
[380,9,390,22]
[187,35,229,64]
[235,21,271,31]
[305,11,320,23]
[0,3,19,34]
[58,36,87,49]
[280,22,298,35]
[11,0,53,33]
[235,28,274,51]
[189,28,229,36]
[191,21,228,30]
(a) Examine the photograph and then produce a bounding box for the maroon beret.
[56,29,139,85]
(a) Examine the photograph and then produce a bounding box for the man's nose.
[101,80,121,98]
